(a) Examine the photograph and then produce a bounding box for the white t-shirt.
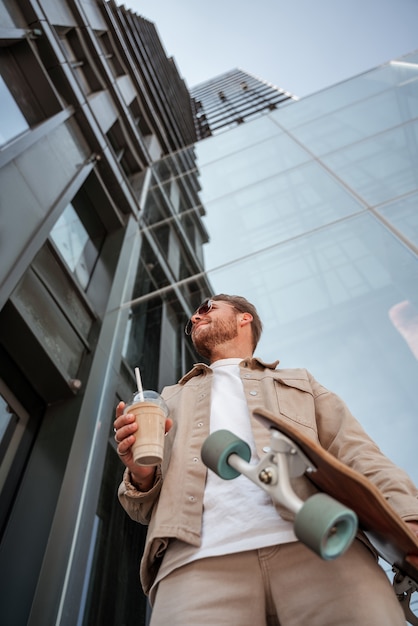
[153,358,296,589]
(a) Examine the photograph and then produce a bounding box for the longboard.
[253,407,418,584]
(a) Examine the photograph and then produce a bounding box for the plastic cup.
[124,390,168,466]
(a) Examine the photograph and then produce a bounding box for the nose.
[191,311,203,325]
[190,308,210,329]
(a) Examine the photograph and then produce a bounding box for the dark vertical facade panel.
[27,216,141,625]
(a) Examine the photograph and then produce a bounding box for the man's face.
[191,301,238,359]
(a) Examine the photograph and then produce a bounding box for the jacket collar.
[178,356,280,384]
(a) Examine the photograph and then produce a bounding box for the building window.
[48,174,111,299]
[96,31,126,78]
[50,204,93,289]
[0,75,29,147]
[0,383,30,492]
[129,97,153,140]
[0,377,36,539]
[0,40,61,136]
[106,119,142,177]
[57,27,104,96]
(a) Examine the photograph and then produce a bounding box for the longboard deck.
[253,407,418,581]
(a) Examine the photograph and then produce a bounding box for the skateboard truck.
[202,425,418,625]
[393,568,418,626]
[201,427,358,561]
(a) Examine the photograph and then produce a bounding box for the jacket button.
[189,495,196,502]
[249,390,257,396]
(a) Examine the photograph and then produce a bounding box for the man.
[115,294,418,625]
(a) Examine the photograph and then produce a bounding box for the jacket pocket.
[273,377,317,430]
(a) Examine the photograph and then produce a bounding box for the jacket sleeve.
[309,371,418,521]
[118,465,163,525]
[117,406,177,524]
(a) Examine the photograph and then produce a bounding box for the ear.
[239,312,253,327]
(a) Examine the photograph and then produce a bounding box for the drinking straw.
[135,367,144,401]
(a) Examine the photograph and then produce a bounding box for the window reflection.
[196,115,283,165]
[287,83,418,156]
[198,132,311,204]
[201,160,364,269]
[50,204,91,288]
[0,384,29,495]
[0,75,29,147]
[377,193,418,249]
[322,121,418,205]
[0,395,15,461]
[205,212,418,348]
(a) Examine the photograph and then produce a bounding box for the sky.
[116,0,418,97]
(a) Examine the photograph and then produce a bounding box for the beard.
[192,314,238,359]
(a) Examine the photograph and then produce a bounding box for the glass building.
[149,53,418,485]
[0,0,417,622]
[142,52,418,617]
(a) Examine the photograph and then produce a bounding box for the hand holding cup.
[125,389,169,466]
[114,399,172,490]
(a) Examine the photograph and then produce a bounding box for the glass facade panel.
[206,213,418,479]
[0,75,29,146]
[196,114,283,164]
[197,132,311,204]
[49,201,105,291]
[276,51,418,130]
[50,204,92,289]
[201,160,364,269]
[377,193,418,249]
[287,84,418,155]
[322,121,418,205]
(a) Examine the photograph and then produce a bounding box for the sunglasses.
[185,299,213,335]
[185,299,239,335]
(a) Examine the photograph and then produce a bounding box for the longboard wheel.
[294,493,358,560]
[201,430,251,479]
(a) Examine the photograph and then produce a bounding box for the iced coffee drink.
[125,390,168,466]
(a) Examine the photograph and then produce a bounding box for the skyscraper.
[151,56,418,491]
[191,68,296,138]
[144,52,418,619]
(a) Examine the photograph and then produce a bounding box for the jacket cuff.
[122,465,162,497]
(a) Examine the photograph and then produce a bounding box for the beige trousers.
[150,540,406,626]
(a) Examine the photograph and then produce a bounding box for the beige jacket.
[118,357,418,595]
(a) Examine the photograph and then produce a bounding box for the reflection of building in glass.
[1,0,418,624]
